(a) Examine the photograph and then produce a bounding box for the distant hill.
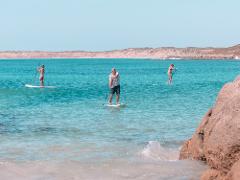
[0,45,240,59]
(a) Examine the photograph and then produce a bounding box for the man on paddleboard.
[108,68,120,105]
[38,65,45,86]
[167,64,175,84]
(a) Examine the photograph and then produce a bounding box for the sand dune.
[1,44,240,59]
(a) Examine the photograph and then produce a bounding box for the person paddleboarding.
[167,64,175,84]
[108,68,120,105]
[38,65,45,86]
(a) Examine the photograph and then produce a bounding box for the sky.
[1,0,240,51]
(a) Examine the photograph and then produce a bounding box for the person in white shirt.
[108,68,120,105]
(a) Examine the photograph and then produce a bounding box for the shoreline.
[0,44,239,60]
[0,57,240,61]
[1,57,240,60]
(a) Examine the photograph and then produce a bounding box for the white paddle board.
[25,84,56,89]
[106,104,126,108]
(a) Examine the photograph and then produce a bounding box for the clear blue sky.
[1,0,239,51]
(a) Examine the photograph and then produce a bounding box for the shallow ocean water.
[0,59,239,179]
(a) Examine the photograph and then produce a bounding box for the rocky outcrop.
[179,76,240,179]
[0,44,240,59]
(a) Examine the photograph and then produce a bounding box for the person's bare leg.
[116,94,120,104]
[168,75,172,84]
[109,94,113,104]
[40,80,44,87]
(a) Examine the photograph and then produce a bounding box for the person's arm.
[109,75,113,88]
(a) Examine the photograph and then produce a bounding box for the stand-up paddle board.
[106,104,126,108]
[25,84,56,89]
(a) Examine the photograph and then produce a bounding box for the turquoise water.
[0,59,239,179]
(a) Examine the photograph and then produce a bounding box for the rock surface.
[179,76,240,179]
[0,44,240,59]
[225,160,240,180]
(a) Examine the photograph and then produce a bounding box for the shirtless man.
[108,68,120,105]
[38,65,45,86]
[168,64,175,84]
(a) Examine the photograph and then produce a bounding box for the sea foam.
[140,141,179,161]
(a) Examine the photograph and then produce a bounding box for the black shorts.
[110,85,120,95]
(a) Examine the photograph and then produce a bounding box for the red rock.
[225,160,240,180]
[179,76,240,179]
[200,169,222,180]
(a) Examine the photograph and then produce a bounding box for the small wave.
[140,141,179,161]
